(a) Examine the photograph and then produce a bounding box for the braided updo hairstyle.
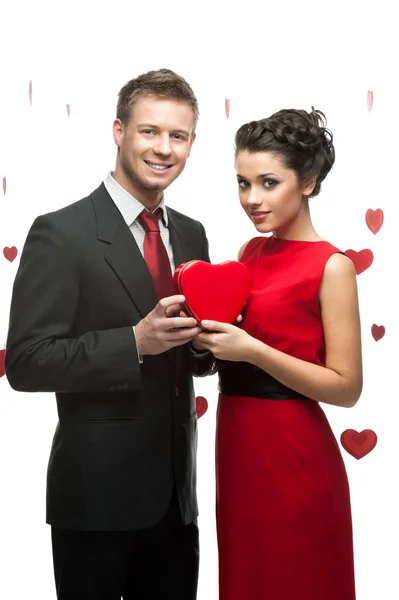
[235,108,335,197]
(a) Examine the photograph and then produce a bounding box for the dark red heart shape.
[340,429,377,459]
[0,349,5,378]
[174,260,251,326]
[196,396,208,418]
[366,208,384,234]
[371,324,385,341]
[3,246,18,262]
[344,249,373,274]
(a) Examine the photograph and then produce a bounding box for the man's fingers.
[165,316,198,330]
[157,295,185,313]
[165,304,184,318]
[165,326,202,341]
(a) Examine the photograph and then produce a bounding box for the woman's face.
[235,150,314,235]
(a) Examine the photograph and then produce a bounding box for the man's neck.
[111,169,163,211]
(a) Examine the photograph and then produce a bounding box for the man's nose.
[154,134,172,156]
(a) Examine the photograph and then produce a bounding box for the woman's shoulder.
[238,236,269,260]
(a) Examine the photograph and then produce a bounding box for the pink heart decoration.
[340,429,377,459]
[0,349,5,378]
[367,90,373,112]
[371,324,385,341]
[196,396,208,418]
[3,246,18,262]
[366,208,384,234]
[344,249,374,274]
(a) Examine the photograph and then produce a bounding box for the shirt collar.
[103,171,168,227]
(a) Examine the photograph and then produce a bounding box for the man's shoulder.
[35,184,104,226]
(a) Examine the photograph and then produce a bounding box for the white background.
[0,1,398,598]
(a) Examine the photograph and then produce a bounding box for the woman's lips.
[250,211,271,223]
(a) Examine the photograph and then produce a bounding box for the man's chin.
[142,174,175,193]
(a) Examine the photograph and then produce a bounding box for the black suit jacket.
[5,183,216,531]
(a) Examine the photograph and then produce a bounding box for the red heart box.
[174,260,251,327]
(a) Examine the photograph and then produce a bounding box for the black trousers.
[51,488,199,599]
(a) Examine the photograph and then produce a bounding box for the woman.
[194,109,362,599]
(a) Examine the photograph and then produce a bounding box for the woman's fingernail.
[202,320,210,326]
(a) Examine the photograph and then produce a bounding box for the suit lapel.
[167,208,200,372]
[92,184,158,318]
[167,208,198,270]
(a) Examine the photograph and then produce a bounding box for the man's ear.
[187,132,196,158]
[113,118,124,147]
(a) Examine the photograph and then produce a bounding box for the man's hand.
[135,296,202,356]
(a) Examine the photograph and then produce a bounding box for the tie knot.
[138,208,162,232]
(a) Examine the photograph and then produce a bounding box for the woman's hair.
[235,108,335,197]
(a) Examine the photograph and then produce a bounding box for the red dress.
[216,236,356,600]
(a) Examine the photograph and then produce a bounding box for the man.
[5,68,216,599]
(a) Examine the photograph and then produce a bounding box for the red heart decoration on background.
[366,208,384,234]
[196,396,208,418]
[66,104,71,118]
[29,80,33,106]
[2,176,6,196]
[340,429,377,459]
[0,349,5,378]
[174,260,251,326]
[344,249,373,274]
[367,90,374,112]
[371,324,385,341]
[225,98,230,118]
[3,246,18,262]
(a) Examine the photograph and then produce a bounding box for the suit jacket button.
[109,385,115,391]
[175,386,179,396]
[122,383,130,390]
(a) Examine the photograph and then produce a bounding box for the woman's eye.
[238,181,249,189]
[263,179,278,188]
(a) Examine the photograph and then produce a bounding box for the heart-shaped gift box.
[173,260,251,327]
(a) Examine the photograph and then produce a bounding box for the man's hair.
[117,68,199,128]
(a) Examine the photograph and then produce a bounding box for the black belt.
[217,360,306,400]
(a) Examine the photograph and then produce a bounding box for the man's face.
[113,95,196,205]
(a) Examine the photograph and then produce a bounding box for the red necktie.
[138,208,175,300]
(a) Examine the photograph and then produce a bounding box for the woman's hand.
[193,320,256,362]
[180,312,244,352]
